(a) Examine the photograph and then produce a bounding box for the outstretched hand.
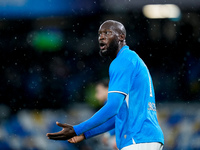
[46,122,77,140]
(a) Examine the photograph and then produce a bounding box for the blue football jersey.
[108,45,164,149]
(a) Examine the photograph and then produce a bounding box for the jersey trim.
[132,138,136,144]
[125,94,129,108]
[108,91,128,96]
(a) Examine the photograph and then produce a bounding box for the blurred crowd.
[0,103,113,150]
[1,103,200,150]
[158,103,200,150]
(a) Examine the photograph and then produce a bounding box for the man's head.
[95,79,109,104]
[98,20,126,59]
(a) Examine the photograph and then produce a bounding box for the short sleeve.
[108,58,135,95]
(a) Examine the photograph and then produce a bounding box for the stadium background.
[0,0,200,149]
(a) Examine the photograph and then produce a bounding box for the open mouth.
[99,43,106,50]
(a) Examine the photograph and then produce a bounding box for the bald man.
[47,20,164,150]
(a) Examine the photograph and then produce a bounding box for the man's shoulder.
[110,55,131,69]
[112,49,138,65]
[109,54,135,75]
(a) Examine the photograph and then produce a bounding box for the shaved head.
[99,20,126,38]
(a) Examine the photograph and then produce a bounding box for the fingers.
[67,139,73,143]
[46,129,73,140]
[46,130,64,137]
[46,130,68,140]
[48,135,68,140]
[56,122,67,128]
[68,134,85,143]
[46,122,76,141]
[68,138,76,143]
[46,122,67,137]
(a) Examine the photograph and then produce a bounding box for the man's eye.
[98,31,112,36]
[106,31,111,35]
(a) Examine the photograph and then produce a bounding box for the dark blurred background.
[0,0,200,150]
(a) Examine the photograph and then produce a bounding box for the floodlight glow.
[143,4,181,19]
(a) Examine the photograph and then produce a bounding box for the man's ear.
[118,34,125,42]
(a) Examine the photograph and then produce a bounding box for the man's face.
[98,24,119,57]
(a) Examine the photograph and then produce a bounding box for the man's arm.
[73,92,125,135]
[68,115,115,143]
[46,92,125,140]
[84,114,115,139]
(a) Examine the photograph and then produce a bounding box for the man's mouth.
[99,43,107,50]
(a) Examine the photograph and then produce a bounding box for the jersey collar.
[116,45,129,57]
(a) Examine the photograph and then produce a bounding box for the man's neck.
[111,42,126,60]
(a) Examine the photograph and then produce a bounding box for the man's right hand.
[46,122,77,140]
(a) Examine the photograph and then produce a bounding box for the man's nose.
[99,34,105,41]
